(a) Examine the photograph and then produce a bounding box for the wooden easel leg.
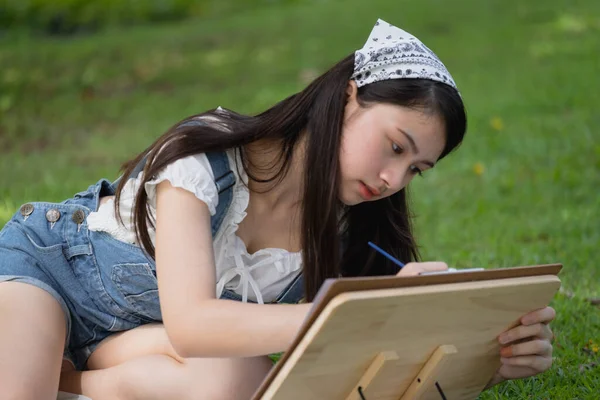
[398,345,458,400]
[345,351,400,400]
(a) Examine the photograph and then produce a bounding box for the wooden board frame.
[252,264,562,400]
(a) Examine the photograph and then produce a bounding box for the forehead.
[364,103,446,158]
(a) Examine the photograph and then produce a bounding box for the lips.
[359,181,378,200]
[365,184,381,196]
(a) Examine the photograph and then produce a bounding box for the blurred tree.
[0,0,304,35]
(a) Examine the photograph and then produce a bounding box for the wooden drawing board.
[252,264,562,400]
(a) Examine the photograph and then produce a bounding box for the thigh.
[86,323,181,370]
[180,355,273,400]
[0,281,68,400]
[117,354,272,400]
[85,323,272,400]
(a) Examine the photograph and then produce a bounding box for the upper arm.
[155,179,216,347]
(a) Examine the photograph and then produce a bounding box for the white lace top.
[86,146,303,304]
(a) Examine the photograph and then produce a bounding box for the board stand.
[347,345,459,400]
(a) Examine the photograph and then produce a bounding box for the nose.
[380,168,408,193]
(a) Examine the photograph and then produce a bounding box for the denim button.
[20,203,34,217]
[72,210,86,224]
[45,209,61,223]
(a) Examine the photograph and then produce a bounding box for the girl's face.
[339,82,446,206]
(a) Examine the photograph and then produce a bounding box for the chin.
[340,199,357,206]
[339,192,362,206]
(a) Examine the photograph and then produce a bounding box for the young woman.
[0,19,555,400]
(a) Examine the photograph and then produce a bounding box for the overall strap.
[108,119,236,237]
[205,151,235,236]
[108,156,144,193]
[274,272,305,304]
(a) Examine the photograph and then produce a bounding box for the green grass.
[1,0,599,398]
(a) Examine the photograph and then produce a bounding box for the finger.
[496,364,536,380]
[396,262,448,276]
[500,339,553,358]
[522,307,556,325]
[414,261,448,273]
[500,355,552,371]
[540,324,554,341]
[498,323,552,344]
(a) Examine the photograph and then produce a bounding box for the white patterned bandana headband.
[351,19,458,91]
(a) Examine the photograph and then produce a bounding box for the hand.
[395,261,448,277]
[486,306,556,388]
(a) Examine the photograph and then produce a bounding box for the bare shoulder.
[155,180,212,226]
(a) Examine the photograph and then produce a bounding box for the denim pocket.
[87,230,159,324]
[24,232,64,254]
[8,219,65,256]
[111,263,162,322]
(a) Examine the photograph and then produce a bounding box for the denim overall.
[0,138,305,370]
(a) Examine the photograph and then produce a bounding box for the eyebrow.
[396,128,436,168]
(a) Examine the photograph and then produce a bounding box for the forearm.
[168,299,312,358]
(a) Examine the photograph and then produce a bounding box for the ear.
[343,80,361,122]
[346,79,358,101]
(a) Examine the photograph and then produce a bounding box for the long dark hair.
[114,54,467,301]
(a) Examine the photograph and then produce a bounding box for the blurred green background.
[0,0,599,398]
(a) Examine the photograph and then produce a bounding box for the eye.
[409,165,423,177]
[391,142,403,154]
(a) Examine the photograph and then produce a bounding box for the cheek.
[340,130,382,176]
[340,142,372,181]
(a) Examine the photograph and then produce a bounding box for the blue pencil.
[368,241,405,269]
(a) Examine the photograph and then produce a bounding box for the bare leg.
[60,354,272,400]
[59,323,273,400]
[0,282,67,400]
[59,360,127,400]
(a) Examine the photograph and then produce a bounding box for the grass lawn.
[1,0,598,398]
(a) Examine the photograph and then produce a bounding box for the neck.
[243,134,307,211]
